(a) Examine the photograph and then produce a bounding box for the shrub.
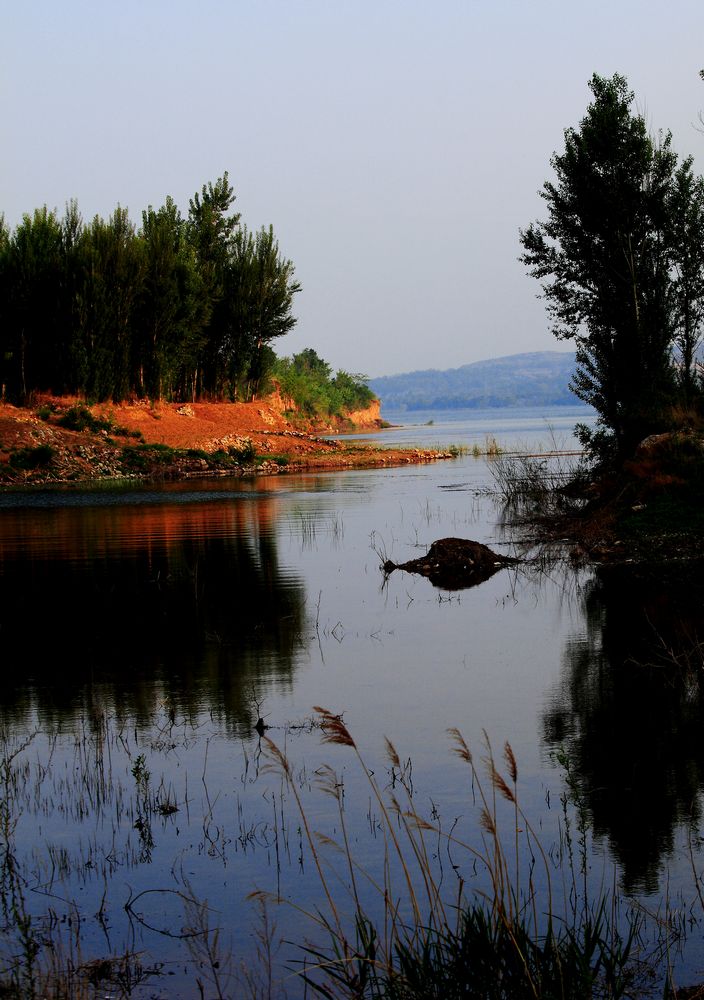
[120,444,175,473]
[228,440,256,463]
[111,425,143,440]
[8,444,55,470]
[57,406,111,434]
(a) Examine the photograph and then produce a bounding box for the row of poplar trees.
[0,174,300,403]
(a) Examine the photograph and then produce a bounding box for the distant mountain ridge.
[368,351,579,410]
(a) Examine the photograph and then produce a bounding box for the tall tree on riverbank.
[228,225,302,398]
[520,74,682,461]
[187,173,240,398]
[1,208,66,401]
[668,157,704,403]
[186,176,300,400]
[136,197,208,401]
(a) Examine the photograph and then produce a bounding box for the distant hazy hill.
[368,351,579,410]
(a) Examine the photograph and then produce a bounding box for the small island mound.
[383,537,516,590]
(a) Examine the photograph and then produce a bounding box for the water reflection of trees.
[0,499,307,732]
[544,564,704,892]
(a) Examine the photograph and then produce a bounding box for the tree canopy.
[0,174,300,404]
[273,348,375,418]
[520,73,704,461]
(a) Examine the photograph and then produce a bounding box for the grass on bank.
[485,426,704,560]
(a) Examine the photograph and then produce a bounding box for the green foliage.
[0,176,300,405]
[120,443,176,473]
[668,157,704,401]
[57,406,111,433]
[131,753,150,788]
[0,207,64,401]
[135,196,207,401]
[227,439,256,463]
[520,73,700,463]
[274,348,375,419]
[8,444,54,470]
[372,901,639,1000]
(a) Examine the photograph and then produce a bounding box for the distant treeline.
[368,351,580,410]
[0,174,301,403]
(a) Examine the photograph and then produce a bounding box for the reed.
[487,450,583,515]
[255,713,654,999]
[0,708,686,998]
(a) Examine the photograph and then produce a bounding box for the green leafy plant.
[120,443,176,473]
[57,406,111,434]
[131,753,150,789]
[228,439,256,463]
[274,348,376,420]
[8,444,54,470]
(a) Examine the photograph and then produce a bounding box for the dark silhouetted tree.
[0,174,301,404]
[136,197,209,400]
[1,207,64,401]
[520,73,679,460]
[668,157,704,402]
[187,173,240,397]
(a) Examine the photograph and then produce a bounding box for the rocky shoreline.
[0,396,452,487]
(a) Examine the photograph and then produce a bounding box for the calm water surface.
[2,405,704,996]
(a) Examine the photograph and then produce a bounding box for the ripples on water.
[1,405,704,995]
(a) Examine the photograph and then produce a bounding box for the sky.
[3,1,704,378]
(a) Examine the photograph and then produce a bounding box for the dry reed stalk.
[260,736,346,952]
[313,707,425,932]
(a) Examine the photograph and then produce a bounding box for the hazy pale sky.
[3,1,704,376]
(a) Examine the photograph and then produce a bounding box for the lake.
[2,404,703,997]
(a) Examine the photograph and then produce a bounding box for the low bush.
[8,444,55,470]
[228,439,256,463]
[120,443,175,473]
[56,406,141,440]
[57,406,111,434]
[111,425,143,440]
